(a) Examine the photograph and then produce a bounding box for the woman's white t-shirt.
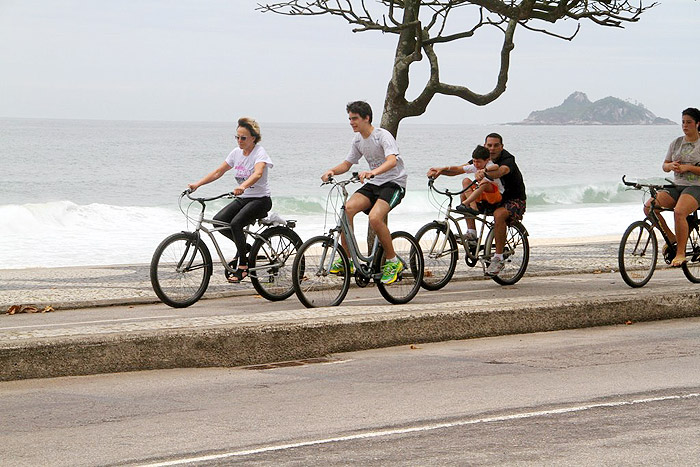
[224,145,274,198]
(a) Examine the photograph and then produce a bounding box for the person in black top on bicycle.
[644,107,700,267]
[427,133,526,276]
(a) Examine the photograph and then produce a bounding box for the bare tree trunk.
[366,2,419,255]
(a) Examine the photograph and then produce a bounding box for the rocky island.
[515,91,676,125]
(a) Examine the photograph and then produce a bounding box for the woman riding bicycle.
[188,117,273,283]
[644,107,700,267]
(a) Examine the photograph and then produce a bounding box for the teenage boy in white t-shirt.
[321,101,407,285]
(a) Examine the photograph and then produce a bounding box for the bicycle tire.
[618,220,657,288]
[150,232,212,308]
[682,223,700,283]
[375,231,424,304]
[249,226,302,301]
[292,235,351,308]
[484,221,529,286]
[415,221,458,291]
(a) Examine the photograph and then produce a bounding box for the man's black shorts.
[355,181,405,214]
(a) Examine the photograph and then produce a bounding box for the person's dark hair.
[238,117,261,143]
[485,133,503,144]
[346,101,373,123]
[682,108,700,129]
[472,145,490,160]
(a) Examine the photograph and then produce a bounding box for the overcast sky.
[0,0,696,125]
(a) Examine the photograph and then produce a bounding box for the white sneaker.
[465,231,478,242]
[486,257,504,276]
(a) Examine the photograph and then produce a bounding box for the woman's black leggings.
[213,197,272,266]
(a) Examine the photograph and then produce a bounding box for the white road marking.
[140,392,700,466]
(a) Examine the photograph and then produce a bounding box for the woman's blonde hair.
[238,117,261,143]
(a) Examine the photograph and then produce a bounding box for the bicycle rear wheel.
[682,223,700,283]
[292,235,351,308]
[415,221,458,291]
[249,226,302,301]
[484,221,529,286]
[618,220,657,288]
[376,231,424,304]
[150,232,212,308]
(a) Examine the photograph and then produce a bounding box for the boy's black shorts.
[355,181,405,214]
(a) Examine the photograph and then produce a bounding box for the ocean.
[0,117,680,269]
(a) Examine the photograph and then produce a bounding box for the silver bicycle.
[416,177,529,290]
[291,173,424,308]
[150,190,302,307]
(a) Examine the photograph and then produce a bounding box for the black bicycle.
[619,175,700,287]
[150,190,302,307]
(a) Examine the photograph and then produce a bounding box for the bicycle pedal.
[224,259,239,281]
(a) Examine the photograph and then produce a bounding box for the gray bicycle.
[291,173,424,308]
[150,190,302,308]
[416,177,530,290]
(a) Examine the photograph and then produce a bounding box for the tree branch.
[429,16,516,106]
[259,0,659,135]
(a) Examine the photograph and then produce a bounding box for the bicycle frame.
[321,175,383,280]
[426,178,496,268]
[623,175,700,261]
[622,176,678,250]
[181,192,283,277]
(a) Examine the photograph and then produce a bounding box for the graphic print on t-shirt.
[678,141,700,183]
[234,164,251,185]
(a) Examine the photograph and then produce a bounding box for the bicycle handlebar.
[181,189,235,203]
[621,175,675,191]
[427,177,477,197]
[321,172,372,187]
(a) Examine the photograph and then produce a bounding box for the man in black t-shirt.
[480,133,526,275]
[426,133,526,276]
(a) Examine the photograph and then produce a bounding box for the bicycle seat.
[454,204,480,216]
[454,204,496,217]
[259,212,296,228]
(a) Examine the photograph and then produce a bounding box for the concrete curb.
[3,290,699,381]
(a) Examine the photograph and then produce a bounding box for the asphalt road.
[2,317,699,466]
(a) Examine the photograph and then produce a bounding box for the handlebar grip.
[352,171,373,180]
[621,175,635,187]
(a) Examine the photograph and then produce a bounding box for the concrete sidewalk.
[3,241,700,382]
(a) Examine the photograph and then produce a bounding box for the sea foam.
[0,196,652,269]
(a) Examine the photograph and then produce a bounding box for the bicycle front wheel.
[618,220,657,288]
[484,221,529,286]
[292,235,351,308]
[376,231,424,304]
[415,222,458,291]
[682,223,700,283]
[150,232,212,308]
[249,226,302,301]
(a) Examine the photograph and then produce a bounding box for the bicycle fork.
[178,234,204,273]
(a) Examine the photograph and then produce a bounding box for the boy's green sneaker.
[381,259,404,284]
[329,258,354,275]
